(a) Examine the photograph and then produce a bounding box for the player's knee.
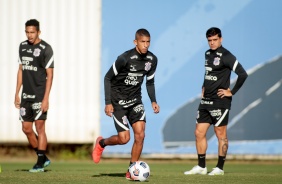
[134,132,145,143]
[22,126,33,135]
[194,129,205,138]
[214,129,226,138]
[119,136,130,145]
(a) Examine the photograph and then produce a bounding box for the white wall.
[0,0,101,143]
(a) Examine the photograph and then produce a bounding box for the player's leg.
[125,104,146,180]
[130,120,145,162]
[208,109,229,176]
[20,102,38,148]
[29,103,49,172]
[184,110,210,175]
[92,108,131,163]
[22,122,38,148]
[34,119,47,165]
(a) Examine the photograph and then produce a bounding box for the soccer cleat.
[29,164,44,173]
[125,171,132,180]
[208,167,224,175]
[92,136,105,163]
[184,165,207,175]
[43,157,51,168]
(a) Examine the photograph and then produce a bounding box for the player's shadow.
[15,169,51,172]
[92,173,125,178]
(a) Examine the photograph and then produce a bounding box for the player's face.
[134,35,150,54]
[25,26,41,45]
[207,34,222,50]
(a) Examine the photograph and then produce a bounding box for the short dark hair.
[135,28,150,39]
[25,19,40,31]
[206,27,221,38]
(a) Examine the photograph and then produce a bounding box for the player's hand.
[105,104,114,117]
[151,102,160,114]
[217,88,232,98]
[41,99,49,113]
[14,95,21,109]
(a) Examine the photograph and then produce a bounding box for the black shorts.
[112,103,146,132]
[196,108,229,127]
[20,101,47,122]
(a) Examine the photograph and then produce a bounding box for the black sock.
[198,154,206,168]
[128,161,133,171]
[37,150,45,167]
[34,147,38,154]
[99,139,106,148]
[216,156,226,170]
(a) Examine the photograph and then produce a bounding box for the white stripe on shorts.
[140,112,146,121]
[34,110,42,120]
[215,109,229,127]
[113,115,129,131]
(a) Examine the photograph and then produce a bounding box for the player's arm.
[218,57,248,98]
[230,60,248,95]
[41,68,53,112]
[41,46,54,112]
[201,87,205,98]
[146,60,160,114]
[104,56,126,116]
[14,64,22,109]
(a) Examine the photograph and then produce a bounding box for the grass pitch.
[0,159,281,184]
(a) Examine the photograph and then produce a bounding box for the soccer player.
[184,27,248,175]
[14,19,54,172]
[92,28,160,180]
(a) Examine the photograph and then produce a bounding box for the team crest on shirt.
[145,62,152,71]
[20,107,26,116]
[122,116,129,125]
[213,57,220,66]
[33,48,41,57]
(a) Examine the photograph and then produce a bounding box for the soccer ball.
[128,161,150,181]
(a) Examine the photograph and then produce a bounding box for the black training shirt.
[18,40,54,102]
[199,46,248,109]
[104,48,158,109]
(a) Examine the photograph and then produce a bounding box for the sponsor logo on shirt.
[119,98,137,108]
[124,73,142,86]
[201,99,213,105]
[22,57,37,71]
[22,93,36,99]
[27,49,32,53]
[205,67,212,75]
[205,75,217,81]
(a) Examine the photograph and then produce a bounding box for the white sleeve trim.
[113,62,118,76]
[147,73,155,80]
[232,60,238,71]
[45,55,54,68]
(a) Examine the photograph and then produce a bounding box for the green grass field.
[0,160,281,184]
